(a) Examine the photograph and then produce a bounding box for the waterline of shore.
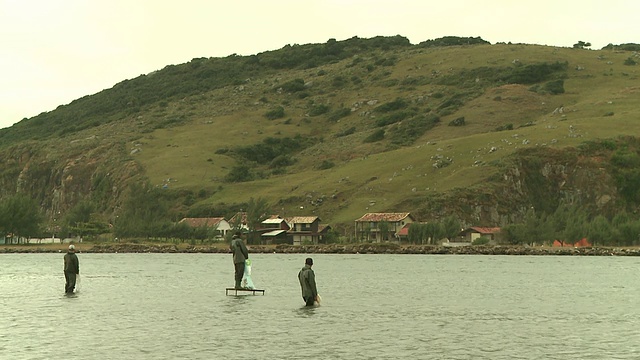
[2,242,640,256]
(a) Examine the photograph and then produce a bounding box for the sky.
[1,0,638,130]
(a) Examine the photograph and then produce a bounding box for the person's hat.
[305,257,313,265]
[68,244,75,251]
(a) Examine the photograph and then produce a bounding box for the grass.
[6,41,640,232]
[129,43,640,228]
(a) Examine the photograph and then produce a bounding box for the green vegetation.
[2,36,640,243]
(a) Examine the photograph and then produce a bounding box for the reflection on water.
[0,253,639,359]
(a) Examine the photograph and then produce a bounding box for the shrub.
[472,236,491,245]
[363,129,385,143]
[542,79,565,94]
[388,114,440,146]
[308,104,330,117]
[279,78,306,92]
[374,98,409,113]
[448,116,466,126]
[328,107,351,122]
[335,126,356,137]
[495,123,513,131]
[317,160,335,170]
[375,110,416,127]
[264,106,285,120]
[624,57,637,66]
[224,164,254,183]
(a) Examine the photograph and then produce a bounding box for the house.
[178,217,232,238]
[354,213,415,242]
[228,212,249,231]
[259,217,290,244]
[286,216,326,245]
[459,227,501,243]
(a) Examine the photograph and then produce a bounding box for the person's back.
[230,232,249,289]
[298,258,318,306]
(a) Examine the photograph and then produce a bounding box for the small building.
[178,217,232,238]
[354,212,415,242]
[260,229,289,244]
[459,227,501,243]
[228,212,249,231]
[286,216,324,245]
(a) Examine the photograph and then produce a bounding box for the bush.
[363,129,385,143]
[542,79,565,94]
[448,116,466,126]
[317,160,335,170]
[308,104,330,116]
[375,110,416,127]
[624,57,637,66]
[335,126,356,137]
[328,107,351,122]
[495,123,513,131]
[264,106,285,120]
[388,114,440,146]
[375,98,408,113]
[472,236,491,245]
[279,78,306,92]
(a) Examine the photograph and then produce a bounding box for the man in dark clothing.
[298,257,318,306]
[63,244,80,293]
[230,231,249,289]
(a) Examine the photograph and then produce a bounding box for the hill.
[1,35,639,238]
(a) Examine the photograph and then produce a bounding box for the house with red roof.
[459,226,501,243]
[354,212,415,242]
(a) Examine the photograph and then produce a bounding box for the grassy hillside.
[1,36,639,234]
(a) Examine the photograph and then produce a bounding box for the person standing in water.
[64,244,80,294]
[230,231,249,289]
[298,257,318,306]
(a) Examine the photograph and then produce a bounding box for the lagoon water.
[1,253,639,360]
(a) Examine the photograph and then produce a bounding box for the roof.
[465,226,501,234]
[355,213,414,222]
[287,216,320,224]
[261,229,287,237]
[179,217,226,227]
[318,224,331,233]
[396,223,411,236]
[229,212,247,225]
[262,218,286,224]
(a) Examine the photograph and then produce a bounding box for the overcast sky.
[1,0,638,129]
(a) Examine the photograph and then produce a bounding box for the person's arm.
[309,270,318,299]
[74,255,80,274]
[241,241,249,259]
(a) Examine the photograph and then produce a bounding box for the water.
[1,253,639,359]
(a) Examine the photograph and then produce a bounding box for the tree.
[563,206,588,245]
[378,221,390,241]
[113,183,172,239]
[0,193,44,243]
[523,208,552,245]
[245,197,270,244]
[442,216,461,241]
[424,222,444,244]
[61,200,109,239]
[588,215,612,246]
[573,41,591,49]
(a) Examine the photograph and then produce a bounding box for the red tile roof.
[467,226,501,234]
[355,213,413,222]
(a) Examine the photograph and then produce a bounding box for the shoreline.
[2,243,640,256]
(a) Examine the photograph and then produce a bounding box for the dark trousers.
[234,262,245,288]
[303,296,315,306]
[65,272,77,293]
